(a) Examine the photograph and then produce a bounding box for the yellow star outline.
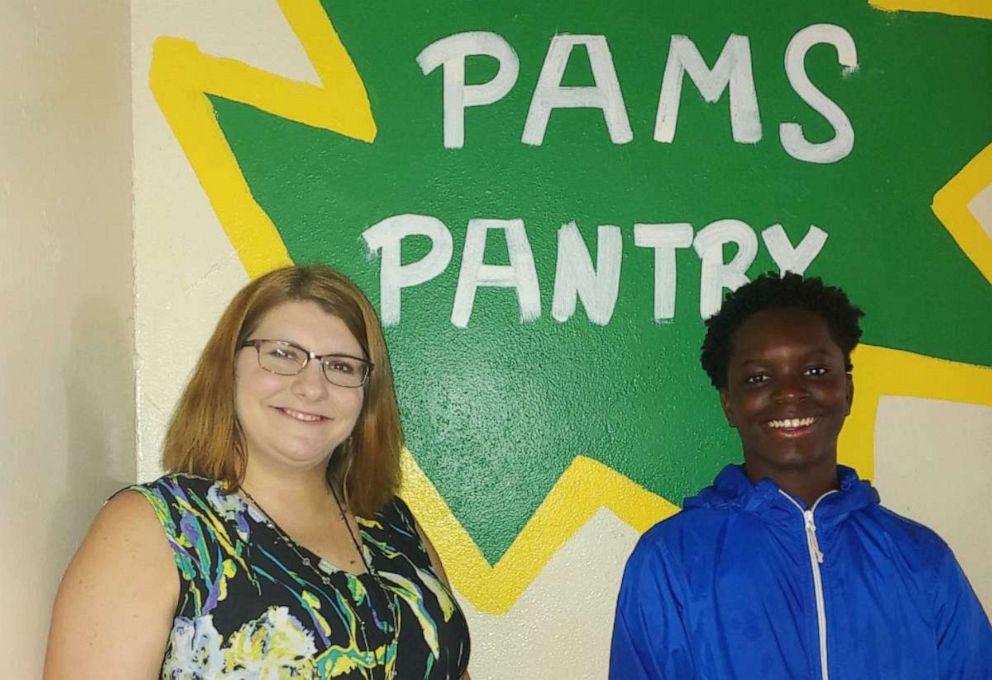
[150,0,992,613]
[150,0,374,277]
[870,0,992,19]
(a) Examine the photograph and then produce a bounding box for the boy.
[610,273,991,679]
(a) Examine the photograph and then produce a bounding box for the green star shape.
[210,0,992,562]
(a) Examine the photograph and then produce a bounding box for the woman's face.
[235,300,366,473]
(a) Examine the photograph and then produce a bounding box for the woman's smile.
[274,406,330,423]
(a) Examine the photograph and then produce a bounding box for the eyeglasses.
[242,339,373,388]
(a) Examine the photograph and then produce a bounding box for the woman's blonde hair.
[162,265,403,515]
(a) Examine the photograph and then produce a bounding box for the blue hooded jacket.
[610,465,992,679]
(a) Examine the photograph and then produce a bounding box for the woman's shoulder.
[99,484,175,537]
[128,472,220,498]
[371,494,418,530]
[123,473,243,542]
[59,484,180,605]
[358,495,421,548]
[125,473,223,514]
[45,482,180,678]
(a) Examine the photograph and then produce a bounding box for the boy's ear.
[719,388,737,427]
[844,372,854,416]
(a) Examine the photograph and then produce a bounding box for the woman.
[46,265,472,679]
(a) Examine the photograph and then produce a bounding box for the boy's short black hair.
[700,272,865,389]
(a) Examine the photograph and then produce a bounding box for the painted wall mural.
[143,0,992,674]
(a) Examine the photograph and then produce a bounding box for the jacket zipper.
[780,490,837,680]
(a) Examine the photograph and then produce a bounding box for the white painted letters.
[693,219,758,318]
[362,214,454,326]
[452,219,541,328]
[654,35,762,144]
[419,26,857,158]
[522,35,632,145]
[634,223,694,321]
[365,215,827,326]
[780,24,858,164]
[552,222,623,325]
[417,32,520,149]
[762,224,828,275]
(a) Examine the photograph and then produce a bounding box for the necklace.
[238,486,398,680]
[329,483,401,675]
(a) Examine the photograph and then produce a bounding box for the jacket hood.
[684,464,880,527]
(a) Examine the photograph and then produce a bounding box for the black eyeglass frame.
[241,338,374,388]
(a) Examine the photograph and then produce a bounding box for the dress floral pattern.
[131,475,470,679]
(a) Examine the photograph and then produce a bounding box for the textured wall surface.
[132,2,992,677]
[0,1,134,675]
[875,397,992,611]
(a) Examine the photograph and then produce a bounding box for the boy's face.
[719,307,854,483]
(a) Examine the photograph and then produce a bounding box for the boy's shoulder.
[863,501,953,560]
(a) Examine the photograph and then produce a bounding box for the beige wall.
[0,1,134,675]
[876,398,992,614]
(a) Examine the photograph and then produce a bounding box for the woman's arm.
[44,491,179,679]
[414,521,472,680]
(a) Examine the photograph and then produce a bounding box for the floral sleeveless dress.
[131,474,470,679]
